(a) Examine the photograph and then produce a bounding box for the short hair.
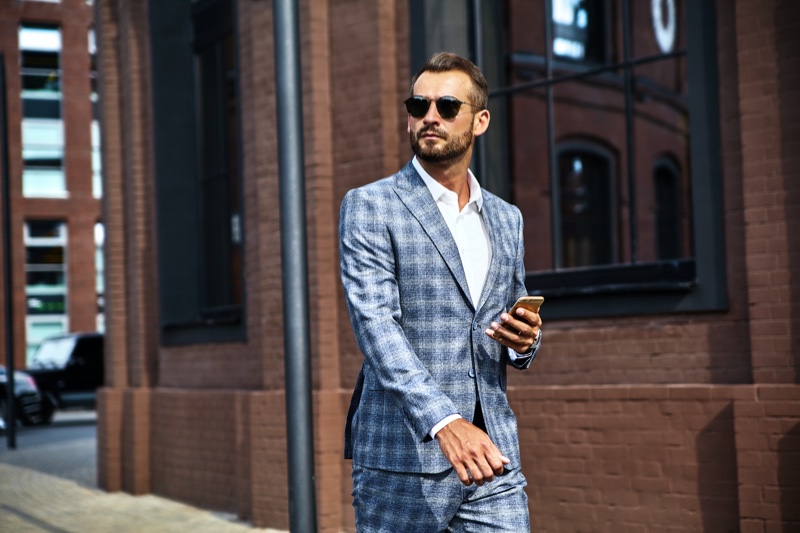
[410,52,489,110]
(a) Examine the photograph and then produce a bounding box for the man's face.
[407,71,484,164]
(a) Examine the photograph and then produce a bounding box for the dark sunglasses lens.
[405,96,431,118]
[435,97,462,119]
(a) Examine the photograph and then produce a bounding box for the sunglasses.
[403,95,483,119]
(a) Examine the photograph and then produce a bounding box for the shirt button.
[468,368,475,378]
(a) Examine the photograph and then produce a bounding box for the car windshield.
[31,337,77,368]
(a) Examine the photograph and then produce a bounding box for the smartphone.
[508,295,544,316]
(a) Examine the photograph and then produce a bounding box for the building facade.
[0,0,103,371]
[96,0,799,531]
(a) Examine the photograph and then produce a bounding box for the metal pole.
[470,0,487,183]
[543,0,562,269]
[1,54,17,449]
[272,2,318,531]
[621,0,638,263]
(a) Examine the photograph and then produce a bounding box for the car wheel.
[26,399,55,426]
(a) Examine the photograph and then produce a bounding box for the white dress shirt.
[414,157,490,306]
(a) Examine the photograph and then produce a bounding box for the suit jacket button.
[468,368,475,378]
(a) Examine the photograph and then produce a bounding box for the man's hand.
[435,418,510,486]
[485,305,542,354]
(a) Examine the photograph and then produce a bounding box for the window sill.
[525,259,725,319]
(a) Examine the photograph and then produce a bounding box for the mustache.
[416,125,448,139]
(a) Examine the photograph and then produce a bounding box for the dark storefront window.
[411,0,726,318]
[149,0,244,344]
[193,0,243,322]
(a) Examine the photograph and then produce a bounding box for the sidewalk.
[0,411,282,533]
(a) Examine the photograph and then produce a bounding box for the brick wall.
[736,386,800,531]
[510,386,743,532]
[508,385,800,533]
[94,0,800,531]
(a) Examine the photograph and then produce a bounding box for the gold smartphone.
[508,295,544,316]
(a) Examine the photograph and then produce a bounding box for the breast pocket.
[493,256,518,304]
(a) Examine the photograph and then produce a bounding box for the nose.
[422,99,441,124]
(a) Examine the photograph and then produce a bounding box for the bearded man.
[339,51,543,532]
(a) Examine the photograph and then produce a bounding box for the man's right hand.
[435,418,510,486]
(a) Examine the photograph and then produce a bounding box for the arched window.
[557,143,616,267]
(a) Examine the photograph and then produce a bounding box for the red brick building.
[94,0,798,531]
[0,0,103,369]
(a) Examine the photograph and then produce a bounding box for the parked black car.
[0,364,54,430]
[26,332,104,411]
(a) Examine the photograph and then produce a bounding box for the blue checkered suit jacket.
[339,160,533,474]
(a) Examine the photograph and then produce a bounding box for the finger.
[464,459,486,486]
[506,310,541,331]
[485,322,510,342]
[456,464,474,486]
[489,322,526,349]
[487,453,509,475]
[474,457,496,483]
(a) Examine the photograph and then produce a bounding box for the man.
[339,52,542,532]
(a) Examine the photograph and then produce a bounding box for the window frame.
[533,0,725,318]
[24,220,69,362]
[21,118,67,198]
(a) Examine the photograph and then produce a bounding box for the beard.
[410,124,474,164]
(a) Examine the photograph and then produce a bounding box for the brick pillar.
[735,0,800,384]
[735,386,800,531]
[96,387,124,492]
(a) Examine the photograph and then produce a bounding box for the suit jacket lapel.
[393,162,474,308]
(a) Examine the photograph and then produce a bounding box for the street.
[0,410,97,488]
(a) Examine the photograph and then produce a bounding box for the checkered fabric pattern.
[339,160,533,474]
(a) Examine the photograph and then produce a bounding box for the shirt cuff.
[430,414,462,439]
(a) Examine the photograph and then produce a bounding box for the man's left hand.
[485,306,542,354]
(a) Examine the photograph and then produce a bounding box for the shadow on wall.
[775,1,800,383]
[696,403,739,532]
[706,0,753,386]
[778,422,800,528]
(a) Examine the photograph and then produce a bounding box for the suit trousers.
[351,463,530,532]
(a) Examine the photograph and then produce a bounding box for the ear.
[407,113,412,134]
[473,109,490,137]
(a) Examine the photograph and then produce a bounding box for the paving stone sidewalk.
[0,463,282,532]
[0,411,281,532]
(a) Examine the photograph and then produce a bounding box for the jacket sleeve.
[339,188,459,441]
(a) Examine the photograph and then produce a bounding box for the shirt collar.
[412,156,484,212]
